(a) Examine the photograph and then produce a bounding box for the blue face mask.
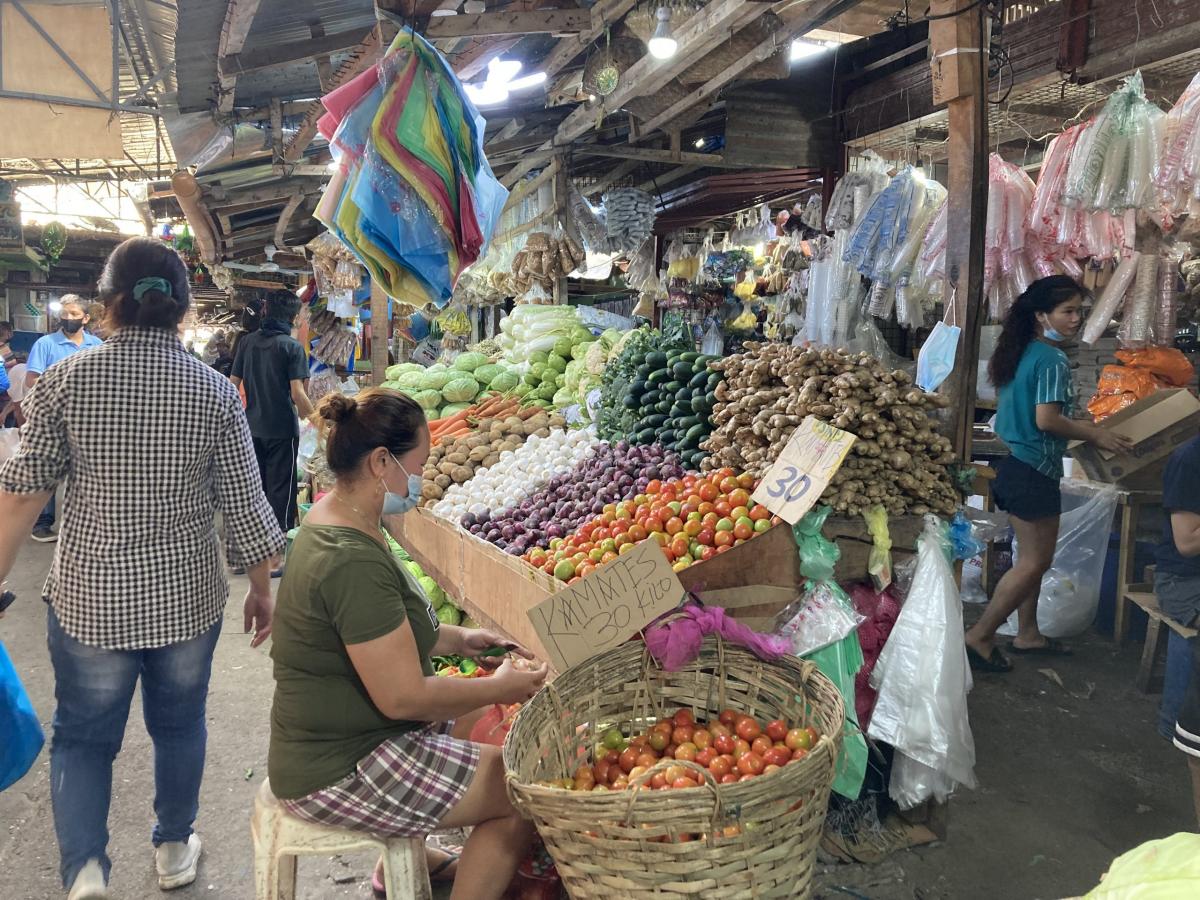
[1042,326,1068,342]
[381,454,421,516]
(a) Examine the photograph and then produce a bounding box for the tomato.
[672,777,697,790]
[735,716,762,741]
[613,533,630,549]
[751,736,773,756]
[732,739,751,760]
[650,772,668,789]
[619,542,637,556]
[733,522,753,541]
[790,748,808,762]
[701,511,720,527]
[611,775,629,790]
[713,530,734,549]
[708,755,732,778]
[806,726,821,745]
[754,519,772,534]
[674,742,697,763]
[665,516,685,536]
[553,560,576,581]
[646,479,662,495]
[694,748,716,768]
[599,537,616,554]
[667,501,683,516]
[737,472,756,490]
[763,764,782,775]
[714,500,732,518]
[785,728,813,751]
[720,773,740,785]
[604,749,621,765]
[613,746,637,773]
[664,764,689,784]
[601,551,619,564]
[636,751,659,769]
[574,763,595,782]
[714,517,734,533]
[764,748,792,768]
[728,488,751,509]
[691,729,712,750]
[680,501,699,518]
[698,482,719,502]
[736,752,765,776]
[765,719,788,742]
[718,709,738,727]
[713,733,735,755]
[662,743,678,759]
[683,519,703,538]
[648,730,668,752]
[627,523,648,542]
[576,563,596,579]
[671,725,694,745]
[594,760,612,784]
[698,546,717,561]
[529,549,547,567]
[720,476,740,494]
[669,537,691,559]
[749,504,771,522]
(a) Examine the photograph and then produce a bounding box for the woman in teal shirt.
[966,275,1131,672]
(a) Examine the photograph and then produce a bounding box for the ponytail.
[988,275,1083,388]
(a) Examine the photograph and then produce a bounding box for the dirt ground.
[1,541,1194,900]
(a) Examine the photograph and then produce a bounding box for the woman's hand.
[1089,426,1134,454]
[243,586,274,648]
[490,658,549,703]
[460,628,535,669]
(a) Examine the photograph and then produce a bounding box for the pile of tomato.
[545,708,820,792]
[522,469,782,583]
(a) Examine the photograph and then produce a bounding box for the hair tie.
[132,277,172,302]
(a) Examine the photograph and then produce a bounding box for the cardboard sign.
[751,416,856,524]
[527,538,686,672]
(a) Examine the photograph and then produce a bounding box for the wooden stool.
[1124,587,1198,693]
[251,779,432,900]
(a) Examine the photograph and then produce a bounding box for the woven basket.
[503,637,844,899]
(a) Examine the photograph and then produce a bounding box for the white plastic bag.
[868,517,978,809]
[999,480,1119,638]
[0,428,19,464]
[774,582,865,657]
[297,420,318,471]
[701,321,723,356]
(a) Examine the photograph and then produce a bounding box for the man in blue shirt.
[26,296,103,541]
[1156,434,1200,828]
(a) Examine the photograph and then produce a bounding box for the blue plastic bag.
[0,640,44,790]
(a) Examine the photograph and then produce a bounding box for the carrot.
[430,407,475,435]
[433,425,471,446]
[517,405,545,420]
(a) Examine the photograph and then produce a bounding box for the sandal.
[1009,637,1072,657]
[372,847,460,897]
[967,645,1013,673]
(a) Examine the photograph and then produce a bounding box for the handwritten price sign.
[527,539,686,672]
[751,416,856,524]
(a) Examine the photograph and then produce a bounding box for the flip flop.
[1009,638,1072,657]
[372,848,460,897]
[967,645,1013,673]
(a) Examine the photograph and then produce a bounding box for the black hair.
[318,388,427,477]
[99,237,190,331]
[988,275,1085,388]
[0,320,13,334]
[263,290,301,324]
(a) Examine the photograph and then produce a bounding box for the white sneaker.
[155,833,202,890]
[67,859,108,900]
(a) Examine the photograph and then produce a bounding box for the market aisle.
[0,542,1194,899]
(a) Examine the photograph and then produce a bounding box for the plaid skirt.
[280,722,480,838]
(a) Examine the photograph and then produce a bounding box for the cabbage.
[436,604,461,625]
[424,408,440,420]
[513,381,532,397]
[600,328,621,350]
[552,387,574,407]
[440,402,471,417]
[453,352,488,373]
[411,389,442,410]
[536,383,557,401]
[442,377,479,402]
[474,363,504,384]
[529,361,547,380]
[385,363,423,380]
[422,370,459,391]
[404,560,424,579]
[529,350,549,367]
[571,340,594,361]
[395,371,426,390]
[552,336,574,358]
[380,381,401,391]
[545,353,568,373]
[564,359,585,392]
[418,575,447,609]
[489,370,519,392]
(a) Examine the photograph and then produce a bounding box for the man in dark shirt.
[230,291,315,544]
[1155,434,1200,827]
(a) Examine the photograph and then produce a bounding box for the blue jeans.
[36,494,54,530]
[46,607,221,888]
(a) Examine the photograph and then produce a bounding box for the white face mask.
[381,453,421,516]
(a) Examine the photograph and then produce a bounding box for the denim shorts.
[992,456,1062,522]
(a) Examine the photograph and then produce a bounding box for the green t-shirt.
[995,340,1075,479]
[268,524,441,799]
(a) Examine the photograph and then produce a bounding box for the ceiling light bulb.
[465,81,509,106]
[507,71,547,91]
[694,137,706,149]
[487,57,522,83]
[648,7,677,60]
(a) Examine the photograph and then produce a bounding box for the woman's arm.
[1034,403,1133,453]
[432,623,467,657]
[346,619,548,722]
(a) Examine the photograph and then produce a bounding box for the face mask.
[61,320,84,335]
[381,453,421,516]
[915,321,961,392]
[1042,326,1068,342]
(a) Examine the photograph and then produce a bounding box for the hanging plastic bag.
[789,508,867,799]
[774,582,865,657]
[0,641,44,790]
[701,320,723,356]
[999,481,1119,638]
[297,420,319,471]
[864,505,893,591]
[916,319,961,392]
[867,516,977,809]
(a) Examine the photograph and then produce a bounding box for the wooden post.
[370,278,389,386]
[931,0,989,458]
[552,155,569,304]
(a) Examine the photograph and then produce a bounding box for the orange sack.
[1088,364,1158,421]
[1114,347,1195,387]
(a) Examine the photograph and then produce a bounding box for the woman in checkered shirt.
[0,237,284,900]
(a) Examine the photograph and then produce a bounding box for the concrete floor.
[0,540,1195,900]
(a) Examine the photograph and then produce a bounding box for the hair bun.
[319,393,357,424]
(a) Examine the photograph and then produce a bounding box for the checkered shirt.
[0,327,284,650]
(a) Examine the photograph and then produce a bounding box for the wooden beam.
[633,0,865,141]
[221,27,375,75]
[216,0,265,114]
[427,9,589,38]
[451,37,520,80]
[273,193,307,251]
[311,24,336,91]
[370,279,389,386]
[637,165,698,193]
[486,118,526,147]
[502,0,767,187]
[580,159,639,198]
[933,0,988,459]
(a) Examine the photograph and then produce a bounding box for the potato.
[468,445,491,463]
[434,473,452,489]
[421,483,443,501]
[438,461,457,477]
[482,453,501,468]
[451,466,473,484]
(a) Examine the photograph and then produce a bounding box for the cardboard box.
[1070,388,1200,485]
